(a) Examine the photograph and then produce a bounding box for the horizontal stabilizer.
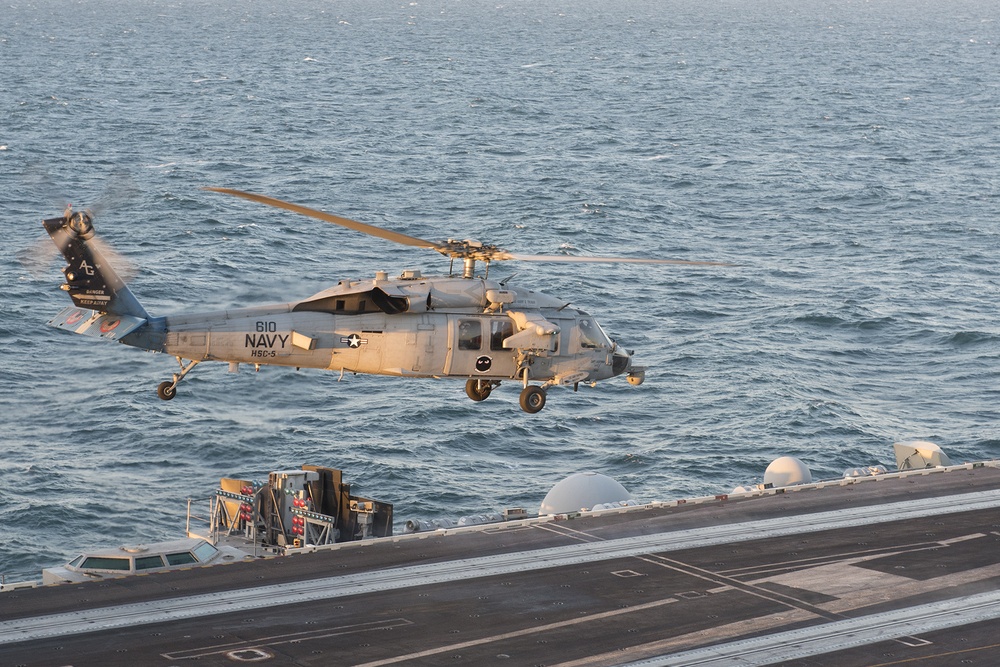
[48,306,146,341]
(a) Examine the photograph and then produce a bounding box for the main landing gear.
[519,385,546,414]
[465,377,547,414]
[516,363,547,414]
[156,357,200,401]
[465,378,498,402]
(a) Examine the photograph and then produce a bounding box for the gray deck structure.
[3,462,1000,666]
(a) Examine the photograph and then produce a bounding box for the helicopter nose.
[611,346,631,376]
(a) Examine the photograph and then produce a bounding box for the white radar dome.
[539,472,631,515]
[763,456,812,487]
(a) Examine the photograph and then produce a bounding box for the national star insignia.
[341,333,368,348]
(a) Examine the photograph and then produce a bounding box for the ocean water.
[2,0,999,583]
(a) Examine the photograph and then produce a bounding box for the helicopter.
[42,188,728,413]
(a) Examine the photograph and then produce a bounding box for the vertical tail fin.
[43,210,149,319]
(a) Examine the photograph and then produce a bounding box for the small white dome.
[539,472,631,515]
[763,456,812,487]
[894,441,952,470]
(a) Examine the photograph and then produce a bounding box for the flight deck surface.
[3,463,1000,666]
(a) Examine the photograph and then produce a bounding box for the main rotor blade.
[204,188,735,267]
[501,253,735,266]
[203,187,442,251]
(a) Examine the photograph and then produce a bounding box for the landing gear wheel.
[519,385,546,413]
[465,379,492,402]
[157,381,177,401]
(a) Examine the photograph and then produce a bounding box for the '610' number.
[256,321,276,332]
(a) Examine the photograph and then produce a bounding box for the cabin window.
[192,541,219,562]
[135,555,166,570]
[336,299,345,310]
[490,319,514,351]
[165,551,198,566]
[81,556,131,571]
[458,320,482,350]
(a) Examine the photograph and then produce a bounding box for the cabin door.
[445,316,516,378]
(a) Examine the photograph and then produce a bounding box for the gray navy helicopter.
[43,188,728,413]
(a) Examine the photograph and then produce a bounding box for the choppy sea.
[2,0,999,583]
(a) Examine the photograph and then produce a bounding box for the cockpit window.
[458,320,482,350]
[192,541,219,562]
[81,556,131,571]
[135,555,165,570]
[578,318,611,349]
[165,551,198,566]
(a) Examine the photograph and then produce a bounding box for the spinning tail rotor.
[43,206,148,319]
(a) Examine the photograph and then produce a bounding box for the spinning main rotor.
[204,187,730,278]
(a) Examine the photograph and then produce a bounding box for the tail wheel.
[465,379,492,402]
[519,385,546,413]
[157,381,177,401]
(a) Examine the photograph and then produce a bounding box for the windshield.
[192,541,219,562]
[166,551,198,566]
[577,318,612,349]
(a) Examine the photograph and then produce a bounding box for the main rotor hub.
[461,257,477,279]
[438,239,505,262]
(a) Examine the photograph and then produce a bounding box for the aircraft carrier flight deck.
[3,461,1000,666]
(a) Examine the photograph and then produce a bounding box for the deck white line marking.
[618,588,1000,667]
[162,618,413,660]
[350,598,678,667]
